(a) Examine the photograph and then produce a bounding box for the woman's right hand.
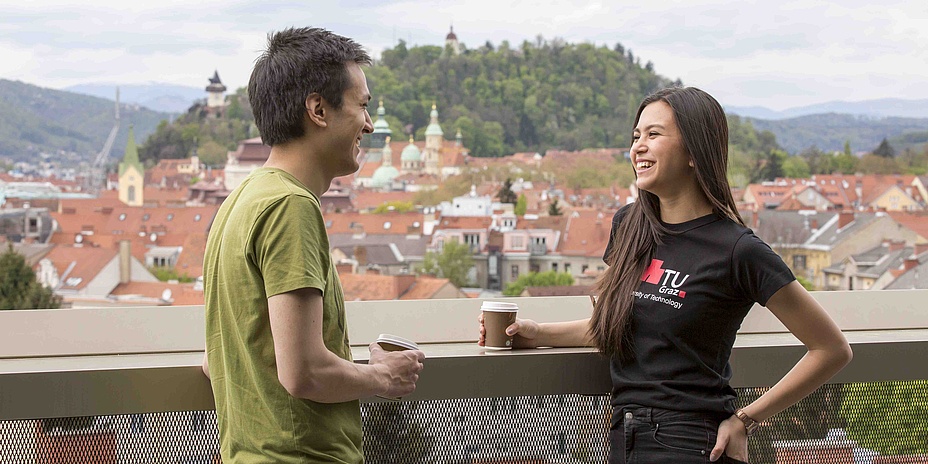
[478,313,541,348]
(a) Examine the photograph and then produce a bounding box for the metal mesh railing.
[2,381,926,463]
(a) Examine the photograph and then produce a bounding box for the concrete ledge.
[3,329,927,421]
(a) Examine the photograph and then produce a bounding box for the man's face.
[322,62,373,177]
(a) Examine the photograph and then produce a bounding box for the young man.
[202,27,425,463]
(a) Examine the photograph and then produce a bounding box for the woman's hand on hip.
[710,415,748,462]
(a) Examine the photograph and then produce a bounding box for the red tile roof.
[110,281,204,306]
[324,211,424,235]
[352,191,418,211]
[229,137,271,162]
[434,216,493,231]
[50,200,218,265]
[399,277,455,300]
[39,245,118,291]
[338,273,458,301]
[888,212,928,241]
[558,209,615,257]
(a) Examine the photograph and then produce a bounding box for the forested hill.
[748,113,928,155]
[366,39,676,156]
[0,79,169,163]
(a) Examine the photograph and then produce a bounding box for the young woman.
[478,87,852,463]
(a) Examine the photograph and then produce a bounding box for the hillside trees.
[138,90,253,167]
[365,38,673,157]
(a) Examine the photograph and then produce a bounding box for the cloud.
[1,0,927,109]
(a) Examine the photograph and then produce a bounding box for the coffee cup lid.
[376,333,419,350]
[480,301,519,312]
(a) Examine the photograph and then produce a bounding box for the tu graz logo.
[640,259,690,298]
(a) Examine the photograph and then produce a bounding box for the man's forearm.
[281,350,386,403]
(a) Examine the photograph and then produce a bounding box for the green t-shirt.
[204,168,362,463]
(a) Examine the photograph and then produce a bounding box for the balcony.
[529,243,547,255]
[2,290,928,463]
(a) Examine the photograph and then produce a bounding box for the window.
[118,213,126,221]
[463,233,480,251]
[552,263,558,272]
[511,265,519,279]
[128,186,136,203]
[581,264,589,273]
[792,254,807,269]
[564,263,571,274]
[511,236,524,249]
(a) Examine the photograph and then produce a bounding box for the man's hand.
[368,343,425,398]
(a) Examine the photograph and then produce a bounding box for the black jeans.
[609,406,748,464]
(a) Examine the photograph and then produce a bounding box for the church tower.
[445,25,461,56]
[205,70,227,117]
[424,104,444,176]
[371,99,392,149]
[118,126,145,207]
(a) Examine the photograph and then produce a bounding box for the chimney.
[335,263,354,275]
[916,243,928,257]
[394,274,418,298]
[351,223,365,238]
[810,219,818,230]
[354,246,367,275]
[119,240,131,284]
[903,258,919,272]
[887,240,905,252]
[837,211,855,229]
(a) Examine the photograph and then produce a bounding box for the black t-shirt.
[602,205,794,415]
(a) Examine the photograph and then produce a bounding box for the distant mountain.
[64,82,204,114]
[747,113,928,154]
[727,98,928,120]
[0,79,170,163]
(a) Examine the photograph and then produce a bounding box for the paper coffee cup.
[481,301,518,350]
[374,334,419,401]
[376,333,419,352]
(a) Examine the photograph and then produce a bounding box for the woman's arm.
[479,316,594,348]
[711,280,853,461]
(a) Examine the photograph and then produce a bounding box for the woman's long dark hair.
[590,87,745,359]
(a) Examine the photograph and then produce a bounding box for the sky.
[2,0,926,111]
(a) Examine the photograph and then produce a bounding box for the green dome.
[371,165,400,187]
[372,99,392,135]
[425,104,443,137]
[401,139,421,162]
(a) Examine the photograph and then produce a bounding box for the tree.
[857,154,899,175]
[1,244,61,310]
[416,240,474,288]
[873,138,896,158]
[496,178,517,204]
[514,194,528,216]
[834,143,859,174]
[782,156,811,178]
[842,381,928,455]
[503,270,574,296]
[547,197,563,216]
[372,201,415,213]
